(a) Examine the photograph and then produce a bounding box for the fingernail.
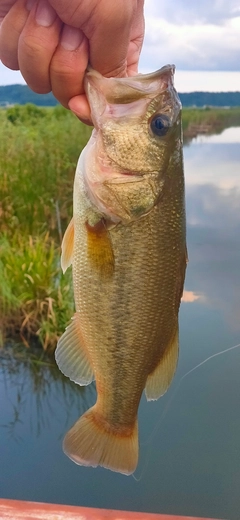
[61,25,83,51]
[35,0,56,27]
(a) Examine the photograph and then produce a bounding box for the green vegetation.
[1,104,240,352]
[0,104,91,352]
[182,106,240,135]
[0,233,74,350]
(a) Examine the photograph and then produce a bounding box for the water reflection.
[192,126,240,143]
[182,290,202,303]
[0,346,96,439]
[184,128,240,333]
[185,127,240,189]
[0,127,240,520]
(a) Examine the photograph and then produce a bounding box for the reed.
[0,105,91,351]
[0,104,91,238]
[182,106,240,134]
[0,232,74,351]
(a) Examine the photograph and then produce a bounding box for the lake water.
[1,127,240,520]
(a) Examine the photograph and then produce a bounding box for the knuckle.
[51,55,76,75]
[21,34,46,57]
[20,31,56,57]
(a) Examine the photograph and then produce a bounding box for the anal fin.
[145,327,179,401]
[55,313,94,386]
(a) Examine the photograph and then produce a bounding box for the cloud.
[182,291,203,303]
[145,0,240,26]
[184,140,240,191]
[181,129,240,331]
[1,1,240,86]
[185,182,240,331]
[141,0,240,71]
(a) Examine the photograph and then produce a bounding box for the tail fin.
[63,405,138,475]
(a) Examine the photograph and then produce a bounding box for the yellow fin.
[61,218,74,274]
[55,313,94,386]
[145,327,179,401]
[86,219,114,277]
[63,404,138,475]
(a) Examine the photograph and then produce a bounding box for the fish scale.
[55,65,187,475]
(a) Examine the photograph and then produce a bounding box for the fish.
[55,64,187,475]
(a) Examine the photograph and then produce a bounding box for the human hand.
[0,0,145,123]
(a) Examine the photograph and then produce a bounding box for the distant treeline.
[179,91,240,107]
[1,84,240,107]
[0,84,57,106]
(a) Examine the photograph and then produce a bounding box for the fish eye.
[150,114,170,137]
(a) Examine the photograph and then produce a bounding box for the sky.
[0,0,240,91]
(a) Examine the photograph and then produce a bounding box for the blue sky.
[1,0,240,91]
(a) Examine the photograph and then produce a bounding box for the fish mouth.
[84,65,180,133]
[85,65,176,105]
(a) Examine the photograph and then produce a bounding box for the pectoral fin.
[86,218,114,277]
[55,313,94,386]
[61,218,74,273]
[145,327,179,401]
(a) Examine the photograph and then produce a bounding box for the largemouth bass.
[55,65,187,475]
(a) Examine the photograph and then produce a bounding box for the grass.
[0,104,91,351]
[0,104,91,237]
[0,103,240,352]
[182,106,240,135]
[0,232,74,351]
